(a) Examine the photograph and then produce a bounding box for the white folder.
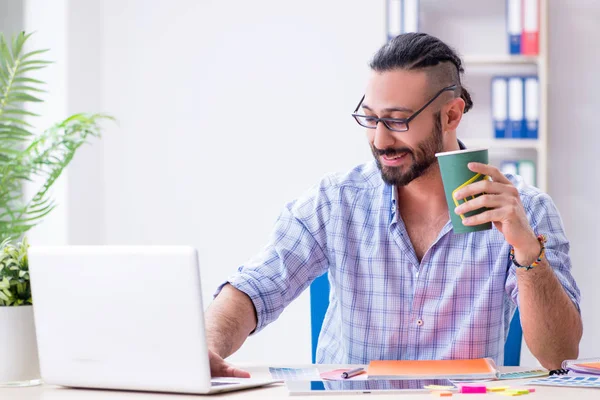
[492,77,508,138]
[388,0,402,38]
[507,0,522,54]
[387,0,419,40]
[518,160,536,187]
[508,77,525,138]
[403,0,419,33]
[524,76,539,139]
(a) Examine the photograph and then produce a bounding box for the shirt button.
[416,319,424,326]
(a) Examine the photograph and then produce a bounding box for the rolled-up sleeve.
[214,179,333,333]
[505,190,581,312]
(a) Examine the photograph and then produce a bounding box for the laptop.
[28,246,279,394]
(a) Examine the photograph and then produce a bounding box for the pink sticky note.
[459,384,487,394]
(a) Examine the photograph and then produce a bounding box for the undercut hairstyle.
[369,33,473,113]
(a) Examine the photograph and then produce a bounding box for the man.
[205,33,582,377]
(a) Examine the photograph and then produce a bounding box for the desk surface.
[0,365,597,399]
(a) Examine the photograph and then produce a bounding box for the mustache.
[373,146,413,157]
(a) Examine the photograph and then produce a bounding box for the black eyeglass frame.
[351,84,458,132]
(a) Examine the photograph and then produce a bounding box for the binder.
[387,0,419,40]
[518,160,536,186]
[387,0,402,39]
[403,0,419,34]
[507,0,522,54]
[524,76,539,139]
[561,357,600,375]
[500,160,519,177]
[491,77,508,139]
[507,76,525,138]
[522,0,539,55]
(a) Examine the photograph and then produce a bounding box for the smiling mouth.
[382,153,407,161]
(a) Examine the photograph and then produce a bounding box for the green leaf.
[20,48,49,61]
[6,92,43,102]
[17,59,53,69]
[12,77,45,85]
[10,85,46,93]
[0,290,11,301]
[12,65,47,75]
[0,117,33,127]
[1,108,39,117]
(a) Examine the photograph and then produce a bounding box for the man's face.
[361,70,445,187]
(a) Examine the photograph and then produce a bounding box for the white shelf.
[463,54,540,66]
[463,138,541,151]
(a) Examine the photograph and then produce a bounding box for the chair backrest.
[309,273,523,366]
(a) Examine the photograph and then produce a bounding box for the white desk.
[0,365,597,399]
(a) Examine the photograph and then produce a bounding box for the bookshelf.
[417,0,549,192]
[412,0,548,368]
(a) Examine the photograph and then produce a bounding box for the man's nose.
[372,121,396,150]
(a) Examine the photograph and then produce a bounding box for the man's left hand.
[452,162,540,265]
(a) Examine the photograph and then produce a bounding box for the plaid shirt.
[221,161,580,365]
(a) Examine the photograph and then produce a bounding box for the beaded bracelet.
[509,234,547,271]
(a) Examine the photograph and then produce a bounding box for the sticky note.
[459,385,487,394]
[431,391,453,397]
[487,386,510,392]
[505,389,530,395]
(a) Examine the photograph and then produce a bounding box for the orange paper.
[576,362,600,370]
[368,358,494,377]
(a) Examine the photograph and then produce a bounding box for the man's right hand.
[208,349,251,378]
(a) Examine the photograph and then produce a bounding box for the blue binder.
[387,0,419,40]
[524,76,539,139]
[507,0,522,54]
[492,77,508,139]
[507,76,525,138]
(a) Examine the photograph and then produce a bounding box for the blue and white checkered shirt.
[221,161,580,366]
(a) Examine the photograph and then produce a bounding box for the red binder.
[521,0,539,55]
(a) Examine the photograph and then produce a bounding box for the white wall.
[547,1,600,358]
[12,0,600,364]
[97,0,379,364]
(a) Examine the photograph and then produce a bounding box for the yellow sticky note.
[506,389,530,394]
[487,386,510,392]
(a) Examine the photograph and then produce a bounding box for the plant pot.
[0,305,41,386]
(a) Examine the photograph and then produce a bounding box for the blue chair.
[309,273,523,365]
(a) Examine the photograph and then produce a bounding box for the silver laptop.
[28,246,278,394]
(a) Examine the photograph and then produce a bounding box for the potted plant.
[0,237,40,386]
[0,32,112,386]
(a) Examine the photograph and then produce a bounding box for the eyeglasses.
[351,84,457,132]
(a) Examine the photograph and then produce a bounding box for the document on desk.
[367,358,498,380]
[562,357,600,375]
[528,375,600,388]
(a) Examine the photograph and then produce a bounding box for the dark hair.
[370,33,473,113]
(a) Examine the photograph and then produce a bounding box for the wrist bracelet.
[509,234,547,271]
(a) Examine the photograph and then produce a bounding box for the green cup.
[435,148,492,234]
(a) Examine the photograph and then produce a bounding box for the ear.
[442,97,465,132]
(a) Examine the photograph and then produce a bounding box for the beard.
[371,115,444,187]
